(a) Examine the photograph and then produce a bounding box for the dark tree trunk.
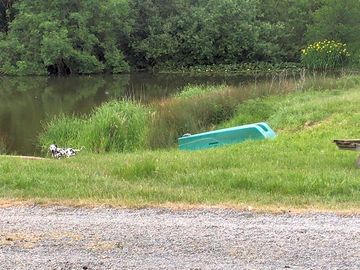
[0,0,15,32]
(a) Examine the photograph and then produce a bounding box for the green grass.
[39,100,149,153]
[38,83,256,151]
[3,78,360,210]
[172,84,226,99]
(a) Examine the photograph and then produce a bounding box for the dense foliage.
[0,0,131,75]
[0,0,358,75]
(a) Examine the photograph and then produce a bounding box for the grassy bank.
[2,77,360,210]
[39,74,360,152]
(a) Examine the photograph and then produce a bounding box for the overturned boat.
[178,122,276,150]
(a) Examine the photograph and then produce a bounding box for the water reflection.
[0,75,129,155]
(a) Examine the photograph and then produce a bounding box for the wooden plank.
[333,139,360,151]
[334,139,360,142]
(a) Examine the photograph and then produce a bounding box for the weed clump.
[39,100,149,153]
[82,101,149,152]
[301,40,349,70]
[173,84,225,99]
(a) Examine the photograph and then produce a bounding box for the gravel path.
[0,206,359,269]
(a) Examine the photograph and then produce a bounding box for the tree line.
[0,0,359,75]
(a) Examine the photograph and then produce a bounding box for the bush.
[301,40,350,70]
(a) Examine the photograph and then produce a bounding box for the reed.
[39,114,83,149]
[172,84,225,99]
[39,100,149,153]
[148,86,247,148]
[81,100,149,152]
[0,136,7,154]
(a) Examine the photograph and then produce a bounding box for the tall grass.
[172,84,226,99]
[39,114,83,148]
[222,75,360,130]
[148,87,239,148]
[39,100,149,153]
[82,101,149,152]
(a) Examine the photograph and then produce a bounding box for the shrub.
[301,40,350,70]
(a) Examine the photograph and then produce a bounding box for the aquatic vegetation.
[159,62,303,75]
[172,84,226,99]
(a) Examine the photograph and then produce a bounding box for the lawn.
[2,78,360,211]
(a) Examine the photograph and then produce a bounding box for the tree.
[0,0,131,75]
[306,0,360,51]
[128,0,282,68]
[0,0,342,75]
[258,0,324,61]
[0,0,15,32]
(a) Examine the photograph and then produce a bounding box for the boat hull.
[178,122,276,150]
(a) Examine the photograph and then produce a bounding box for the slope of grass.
[2,80,360,210]
[39,74,360,152]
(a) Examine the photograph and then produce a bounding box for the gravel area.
[0,206,359,269]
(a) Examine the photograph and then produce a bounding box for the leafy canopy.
[0,0,130,75]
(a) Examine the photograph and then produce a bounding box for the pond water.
[0,72,296,155]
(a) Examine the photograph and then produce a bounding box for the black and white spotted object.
[49,144,81,159]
